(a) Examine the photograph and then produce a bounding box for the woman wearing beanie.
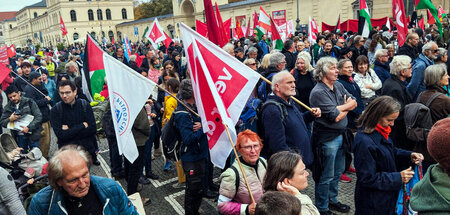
[353,96,424,215]
[410,118,450,214]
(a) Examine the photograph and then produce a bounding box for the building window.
[97,9,103,20]
[106,9,111,20]
[34,12,38,18]
[70,10,77,21]
[73,33,79,40]
[121,8,127,20]
[108,30,114,41]
[69,0,73,1]
[91,31,96,39]
[117,31,122,41]
[88,9,94,21]
[0,32,3,36]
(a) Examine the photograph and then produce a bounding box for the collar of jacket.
[268,94,293,107]
[374,60,389,68]
[418,53,434,65]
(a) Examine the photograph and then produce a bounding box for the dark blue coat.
[261,95,315,167]
[174,103,208,162]
[353,130,412,215]
[337,75,364,129]
[373,60,391,83]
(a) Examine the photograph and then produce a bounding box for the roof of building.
[18,0,47,13]
[218,0,270,10]
[117,13,174,26]
[0,12,17,21]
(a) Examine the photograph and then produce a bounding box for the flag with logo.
[7,45,16,58]
[103,53,158,163]
[236,18,245,39]
[393,0,408,46]
[415,0,442,36]
[144,18,167,49]
[82,33,105,100]
[358,0,372,37]
[123,34,132,62]
[0,45,8,65]
[308,16,318,45]
[60,15,68,37]
[180,23,260,168]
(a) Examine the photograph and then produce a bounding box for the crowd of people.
[0,19,449,215]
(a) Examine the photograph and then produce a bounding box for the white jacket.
[354,68,382,99]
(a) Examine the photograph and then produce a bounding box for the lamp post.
[295,0,301,36]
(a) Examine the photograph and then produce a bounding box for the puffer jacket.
[28,176,138,215]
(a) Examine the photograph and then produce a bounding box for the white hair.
[271,70,292,92]
[374,49,388,60]
[390,55,411,76]
[422,41,437,54]
[222,43,234,55]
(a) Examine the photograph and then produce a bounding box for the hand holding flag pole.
[156,84,199,117]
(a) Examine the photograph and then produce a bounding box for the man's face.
[57,155,90,198]
[248,52,257,59]
[323,64,339,82]
[336,39,345,48]
[67,66,76,75]
[275,73,296,99]
[324,43,332,52]
[379,52,389,64]
[146,51,154,58]
[7,91,21,104]
[387,48,395,57]
[22,66,31,76]
[297,42,305,52]
[116,49,124,57]
[262,35,267,41]
[32,77,42,86]
[427,44,439,60]
[59,85,77,105]
[409,35,419,47]
[277,58,286,71]
[319,38,325,45]
[237,51,244,58]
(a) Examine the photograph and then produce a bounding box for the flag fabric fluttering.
[358,0,372,37]
[308,16,318,45]
[270,17,283,50]
[179,22,260,168]
[103,53,158,163]
[438,6,447,21]
[144,18,167,49]
[7,45,16,58]
[418,17,425,30]
[427,9,436,24]
[123,34,132,62]
[163,31,173,53]
[415,0,442,36]
[0,45,9,65]
[142,26,149,39]
[392,0,408,46]
[215,2,229,47]
[82,33,105,101]
[236,18,245,39]
[253,11,263,40]
[0,63,11,83]
[59,15,68,37]
[204,0,221,45]
[245,16,252,37]
[335,14,341,33]
[258,7,271,34]
[409,11,418,28]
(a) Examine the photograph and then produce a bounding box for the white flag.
[144,18,166,50]
[103,53,157,163]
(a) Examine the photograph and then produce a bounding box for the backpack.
[229,158,267,196]
[404,92,442,143]
[161,110,192,161]
[257,73,276,102]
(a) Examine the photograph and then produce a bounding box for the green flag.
[416,0,442,36]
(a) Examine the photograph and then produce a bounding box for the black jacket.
[140,57,151,72]
[23,84,51,122]
[13,75,31,92]
[281,48,297,71]
[396,44,419,61]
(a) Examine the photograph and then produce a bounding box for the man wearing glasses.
[373,49,391,83]
[407,41,439,100]
[50,80,100,165]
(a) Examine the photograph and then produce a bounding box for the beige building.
[0,18,18,46]
[117,0,449,41]
[8,0,134,48]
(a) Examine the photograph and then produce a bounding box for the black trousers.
[182,159,206,215]
[124,145,145,195]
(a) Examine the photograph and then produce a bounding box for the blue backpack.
[257,73,276,102]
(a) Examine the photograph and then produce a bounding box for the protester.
[282,40,297,71]
[263,151,319,215]
[28,145,138,214]
[293,53,315,112]
[410,118,450,214]
[255,191,302,215]
[244,58,258,71]
[64,61,79,82]
[367,33,384,65]
[50,80,100,165]
[373,49,391,83]
[397,33,420,60]
[162,78,180,127]
[140,50,155,72]
[386,44,395,63]
[128,55,142,75]
[312,35,326,63]
[353,55,382,106]
[42,71,56,102]
[258,35,270,58]
[0,167,27,214]
[13,62,32,92]
[349,36,367,64]
[218,130,266,215]
[353,96,424,215]
[435,47,448,64]
[147,56,161,83]
[112,48,128,66]
[318,40,335,60]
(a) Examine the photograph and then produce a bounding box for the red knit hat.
[427,118,450,175]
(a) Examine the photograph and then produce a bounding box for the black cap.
[234,47,244,53]
[33,60,41,66]
[29,72,41,80]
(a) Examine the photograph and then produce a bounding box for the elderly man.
[397,33,420,60]
[222,43,235,57]
[260,71,321,166]
[331,38,345,59]
[407,42,439,100]
[281,40,297,71]
[29,145,138,214]
[373,49,391,83]
[64,61,79,82]
[309,57,356,215]
[245,47,258,62]
[258,52,286,101]
[296,41,305,53]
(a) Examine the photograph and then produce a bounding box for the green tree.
[134,0,173,20]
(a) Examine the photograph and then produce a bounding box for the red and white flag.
[7,45,16,58]
[392,0,408,46]
[60,15,68,37]
[144,18,166,49]
[180,23,260,168]
[308,16,318,45]
[0,45,8,65]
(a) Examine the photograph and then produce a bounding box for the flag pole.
[10,70,48,97]
[156,84,200,117]
[223,123,255,204]
[259,76,313,112]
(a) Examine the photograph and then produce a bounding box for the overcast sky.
[0,0,43,12]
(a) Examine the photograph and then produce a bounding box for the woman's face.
[340,61,353,77]
[42,73,48,81]
[296,59,305,71]
[378,112,399,128]
[440,72,449,87]
[238,139,261,165]
[357,63,368,74]
[165,65,174,71]
[284,160,309,191]
[442,53,448,63]
[175,55,180,61]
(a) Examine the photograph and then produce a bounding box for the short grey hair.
[424,64,447,88]
[313,57,338,82]
[129,54,137,62]
[271,70,291,91]
[374,49,388,60]
[247,47,258,54]
[354,35,364,44]
[386,44,395,50]
[437,48,447,60]
[243,58,256,65]
[269,52,285,67]
[65,61,79,72]
[222,43,234,55]
[296,52,312,71]
[178,79,193,100]
[48,145,92,190]
[390,55,412,76]
[422,41,437,54]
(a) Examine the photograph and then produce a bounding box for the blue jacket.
[28,176,138,215]
[353,130,412,215]
[373,60,390,83]
[407,54,434,100]
[258,40,269,58]
[261,95,315,166]
[174,103,208,162]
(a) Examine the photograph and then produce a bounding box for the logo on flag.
[144,18,166,49]
[113,92,130,135]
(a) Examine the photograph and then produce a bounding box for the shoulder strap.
[425,92,443,107]
[258,158,267,169]
[262,100,288,125]
[230,165,240,195]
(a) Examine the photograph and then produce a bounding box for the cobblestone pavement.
[47,131,356,215]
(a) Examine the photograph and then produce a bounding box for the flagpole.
[259,76,313,112]
[223,123,255,204]
[156,84,200,117]
[10,70,48,97]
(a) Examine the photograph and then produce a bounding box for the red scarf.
[375,124,391,140]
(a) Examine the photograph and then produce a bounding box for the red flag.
[203,0,221,45]
[180,23,260,168]
[215,2,229,47]
[0,45,8,65]
[7,45,16,58]
[393,0,408,46]
[269,16,282,41]
[163,31,173,53]
[418,17,425,30]
[196,20,208,38]
[60,15,68,37]
[0,63,11,83]
[253,11,258,32]
[235,18,245,39]
[223,18,231,39]
[427,9,436,24]
[245,16,252,37]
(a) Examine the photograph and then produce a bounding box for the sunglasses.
[431,49,439,53]
[248,63,257,66]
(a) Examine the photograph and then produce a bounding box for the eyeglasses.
[248,63,257,66]
[431,49,439,53]
[241,144,260,152]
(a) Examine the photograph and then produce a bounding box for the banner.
[0,45,9,65]
[272,10,286,26]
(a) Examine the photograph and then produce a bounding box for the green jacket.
[410,164,450,214]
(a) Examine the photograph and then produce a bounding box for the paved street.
[47,131,356,215]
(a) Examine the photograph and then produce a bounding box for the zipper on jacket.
[103,198,110,215]
[57,201,68,215]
